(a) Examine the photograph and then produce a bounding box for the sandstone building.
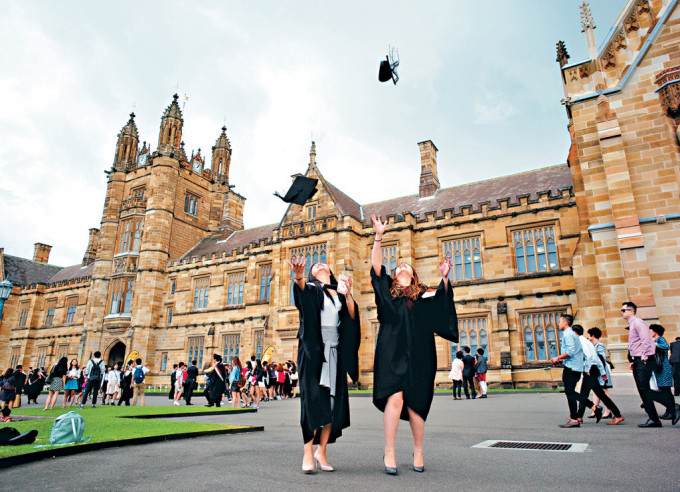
[1,0,678,387]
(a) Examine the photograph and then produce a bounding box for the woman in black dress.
[370,214,458,474]
[289,256,360,473]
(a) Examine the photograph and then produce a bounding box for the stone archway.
[107,341,126,368]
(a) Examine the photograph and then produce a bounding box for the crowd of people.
[167,355,299,409]
[0,351,152,420]
[448,346,488,399]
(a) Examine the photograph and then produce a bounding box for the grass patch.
[0,405,251,460]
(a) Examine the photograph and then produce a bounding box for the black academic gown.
[294,281,361,444]
[208,363,226,405]
[24,373,44,402]
[371,266,458,421]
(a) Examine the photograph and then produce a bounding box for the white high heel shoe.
[314,450,334,472]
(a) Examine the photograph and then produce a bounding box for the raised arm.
[371,214,387,276]
[439,256,452,292]
[287,255,307,291]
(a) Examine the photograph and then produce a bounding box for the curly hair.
[389,265,425,301]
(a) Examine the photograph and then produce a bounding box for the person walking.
[622,301,679,427]
[43,357,68,411]
[25,368,44,405]
[63,359,80,408]
[131,358,150,406]
[669,336,680,397]
[169,364,178,401]
[11,365,26,409]
[550,314,584,428]
[173,362,185,406]
[290,255,361,474]
[461,347,477,399]
[475,348,488,398]
[573,325,625,425]
[80,351,105,409]
[649,324,679,422]
[105,363,121,404]
[118,362,133,406]
[0,369,18,411]
[229,357,244,408]
[370,214,458,475]
[448,351,464,400]
[586,328,615,419]
[184,360,198,405]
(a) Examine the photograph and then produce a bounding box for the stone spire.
[556,41,570,68]
[157,94,184,154]
[418,140,440,198]
[211,126,232,180]
[113,112,139,171]
[580,2,598,59]
[309,141,317,169]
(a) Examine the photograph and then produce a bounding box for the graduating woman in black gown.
[289,256,360,473]
[370,214,458,474]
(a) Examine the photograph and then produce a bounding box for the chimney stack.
[33,243,52,263]
[418,140,440,198]
[82,228,100,266]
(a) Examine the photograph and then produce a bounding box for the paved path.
[7,391,679,491]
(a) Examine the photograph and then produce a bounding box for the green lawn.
[0,405,252,459]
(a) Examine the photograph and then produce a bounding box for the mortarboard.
[378,47,399,85]
[274,175,319,205]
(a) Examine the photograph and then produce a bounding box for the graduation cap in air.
[378,47,399,85]
[274,175,319,205]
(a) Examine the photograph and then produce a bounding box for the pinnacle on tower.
[556,41,570,67]
[157,94,184,153]
[309,141,317,169]
[580,2,598,59]
[113,111,140,171]
[211,126,232,180]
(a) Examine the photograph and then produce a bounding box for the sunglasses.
[620,308,631,312]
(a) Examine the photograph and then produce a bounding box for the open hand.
[287,255,307,279]
[371,214,387,237]
[439,256,452,279]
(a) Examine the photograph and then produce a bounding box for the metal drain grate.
[473,440,588,453]
[491,441,571,451]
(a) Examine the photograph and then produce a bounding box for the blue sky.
[0,1,626,266]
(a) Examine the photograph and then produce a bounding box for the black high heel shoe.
[383,455,398,475]
[412,453,425,473]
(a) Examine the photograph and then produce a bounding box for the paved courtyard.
[6,391,679,491]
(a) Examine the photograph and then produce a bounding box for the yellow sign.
[262,346,275,362]
[124,350,139,366]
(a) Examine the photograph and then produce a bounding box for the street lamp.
[0,278,12,320]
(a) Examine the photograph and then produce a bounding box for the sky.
[0,1,627,267]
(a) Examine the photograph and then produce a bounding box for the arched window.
[454,251,463,280]
[464,251,472,279]
[469,329,478,355]
[479,329,488,356]
[515,242,525,273]
[390,257,396,274]
[547,238,558,269]
[524,326,535,361]
[473,248,482,278]
[546,325,558,359]
[535,326,546,360]
[459,331,468,351]
[526,241,536,272]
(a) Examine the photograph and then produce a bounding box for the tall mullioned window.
[522,311,562,362]
[443,236,482,282]
[226,271,245,306]
[64,297,77,324]
[223,334,240,362]
[109,278,134,315]
[188,337,204,369]
[259,264,272,301]
[36,346,49,369]
[290,243,327,304]
[45,300,56,327]
[117,218,144,254]
[193,277,210,310]
[451,317,488,361]
[256,331,263,359]
[382,245,398,275]
[18,302,30,327]
[9,347,21,368]
[513,226,558,274]
[184,192,199,217]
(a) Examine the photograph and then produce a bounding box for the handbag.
[653,349,665,374]
[2,381,13,391]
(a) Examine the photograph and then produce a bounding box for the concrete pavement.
[6,391,679,491]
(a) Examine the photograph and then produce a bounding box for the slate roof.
[176,164,573,261]
[363,164,573,220]
[180,223,279,261]
[48,263,95,284]
[2,255,63,287]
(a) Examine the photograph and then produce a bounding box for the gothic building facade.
[1,0,679,387]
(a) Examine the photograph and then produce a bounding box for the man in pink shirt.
[623,301,679,427]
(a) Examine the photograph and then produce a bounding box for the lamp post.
[0,278,12,321]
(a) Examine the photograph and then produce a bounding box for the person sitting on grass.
[1,407,11,423]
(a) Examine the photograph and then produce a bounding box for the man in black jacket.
[670,337,680,397]
[184,360,198,405]
[12,365,27,408]
[462,346,477,399]
[169,364,178,400]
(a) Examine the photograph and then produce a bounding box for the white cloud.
[473,90,519,125]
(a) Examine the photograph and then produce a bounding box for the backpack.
[134,366,145,384]
[237,370,246,389]
[49,411,87,445]
[89,360,102,381]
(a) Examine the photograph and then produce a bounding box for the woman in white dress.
[105,363,121,404]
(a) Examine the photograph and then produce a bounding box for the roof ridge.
[3,254,64,269]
